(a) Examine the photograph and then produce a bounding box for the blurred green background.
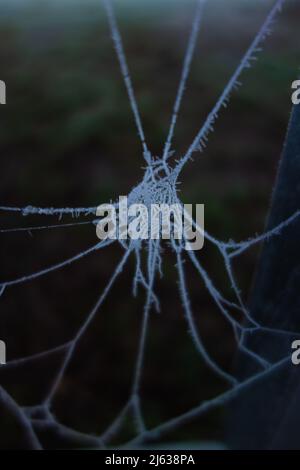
[0,0,299,448]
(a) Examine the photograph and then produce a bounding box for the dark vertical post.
[228,104,300,449]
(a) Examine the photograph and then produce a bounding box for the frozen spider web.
[0,0,299,450]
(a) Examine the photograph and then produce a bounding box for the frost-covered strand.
[176,249,237,385]
[221,247,252,319]
[0,205,98,218]
[131,394,146,434]
[0,220,93,234]
[1,239,114,287]
[0,386,42,449]
[175,0,285,176]
[227,209,300,257]
[133,248,160,312]
[103,0,150,160]
[44,247,132,404]
[162,0,207,161]
[127,354,290,446]
[2,342,71,370]
[100,401,131,444]
[187,250,252,328]
[187,250,270,369]
[31,416,102,448]
[131,240,160,396]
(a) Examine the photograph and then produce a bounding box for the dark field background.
[0,0,299,448]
